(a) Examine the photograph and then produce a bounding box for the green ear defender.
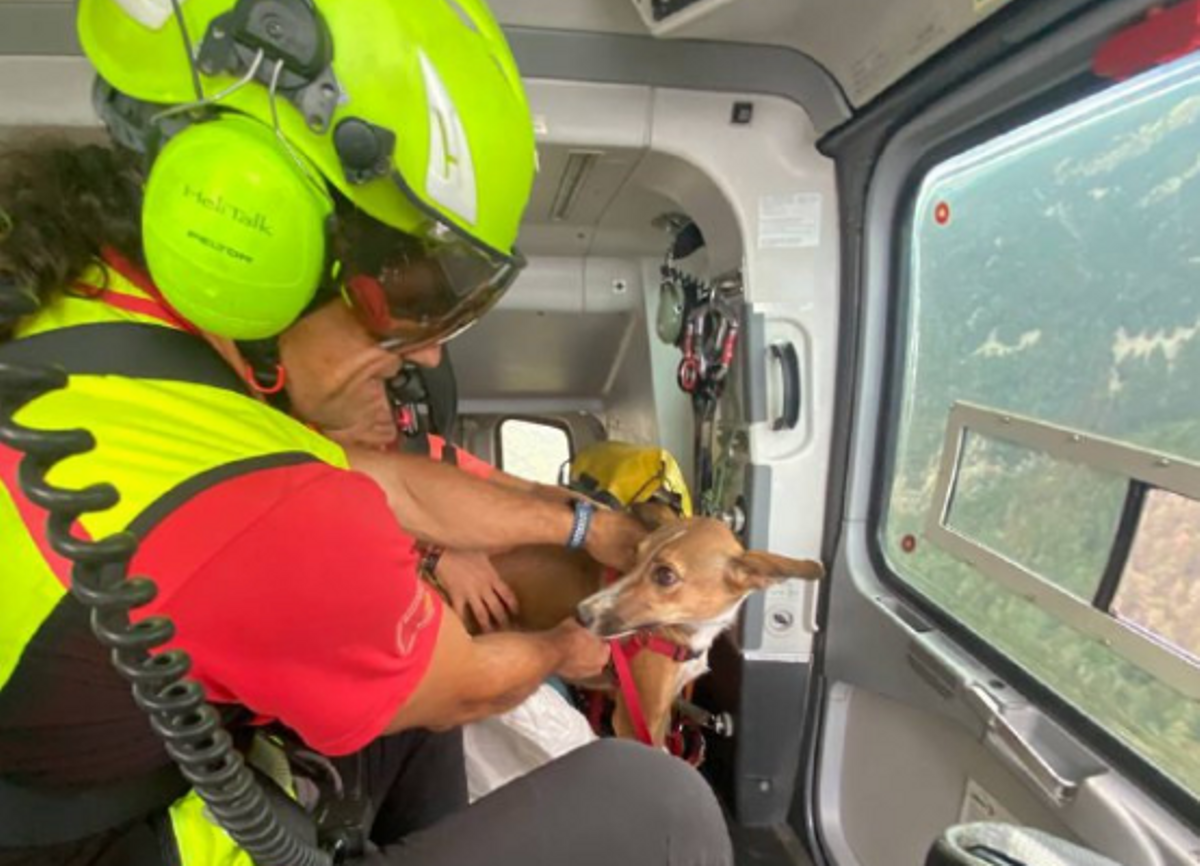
[141,113,333,339]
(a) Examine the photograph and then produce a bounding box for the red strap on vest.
[71,284,183,330]
[427,435,445,461]
[636,632,701,663]
[74,248,199,335]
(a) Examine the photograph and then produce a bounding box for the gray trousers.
[345,731,734,866]
[6,730,733,866]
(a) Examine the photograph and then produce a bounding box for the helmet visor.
[337,206,524,351]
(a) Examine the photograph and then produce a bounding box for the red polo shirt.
[132,461,442,756]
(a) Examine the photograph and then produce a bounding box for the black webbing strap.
[0,322,251,396]
[400,430,432,457]
[568,474,623,511]
[0,764,189,847]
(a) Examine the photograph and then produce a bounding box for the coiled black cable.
[0,279,332,866]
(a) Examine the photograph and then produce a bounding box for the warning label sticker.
[758,193,822,250]
[958,778,1018,825]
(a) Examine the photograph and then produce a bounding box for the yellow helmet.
[77,0,536,341]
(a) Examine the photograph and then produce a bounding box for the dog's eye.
[652,566,679,588]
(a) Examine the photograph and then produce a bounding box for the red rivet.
[901,534,917,553]
[934,202,951,225]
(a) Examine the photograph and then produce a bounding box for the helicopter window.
[497,419,573,485]
[882,51,1200,799]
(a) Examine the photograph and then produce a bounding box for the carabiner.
[678,356,702,393]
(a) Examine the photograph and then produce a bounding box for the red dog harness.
[595,567,704,759]
[608,632,701,747]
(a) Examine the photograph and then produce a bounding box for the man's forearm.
[433,631,566,728]
[348,447,575,551]
[386,616,607,734]
[487,469,578,504]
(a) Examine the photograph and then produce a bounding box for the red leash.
[597,566,703,753]
[609,637,653,745]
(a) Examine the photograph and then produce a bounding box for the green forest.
[884,54,1200,797]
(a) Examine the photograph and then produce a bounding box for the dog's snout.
[575,605,596,629]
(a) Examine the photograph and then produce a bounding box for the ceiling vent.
[550,150,603,222]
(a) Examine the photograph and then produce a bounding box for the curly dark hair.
[0,137,145,336]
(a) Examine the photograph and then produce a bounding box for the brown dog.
[491,504,825,746]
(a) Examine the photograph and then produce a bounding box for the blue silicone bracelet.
[566,499,595,550]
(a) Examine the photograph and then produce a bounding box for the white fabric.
[463,684,597,801]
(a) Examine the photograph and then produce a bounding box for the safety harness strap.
[0,322,251,396]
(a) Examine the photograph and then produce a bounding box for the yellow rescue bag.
[568,441,692,516]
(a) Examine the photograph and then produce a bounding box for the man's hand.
[436,550,519,632]
[549,617,611,682]
[388,611,611,732]
[584,510,648,573]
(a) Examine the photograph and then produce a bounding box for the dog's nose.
[575,606,595,629]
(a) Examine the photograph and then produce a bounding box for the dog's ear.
[730,551,825,591]
[630,500,682,532]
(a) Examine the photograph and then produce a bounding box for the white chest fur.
[673,606,741,693]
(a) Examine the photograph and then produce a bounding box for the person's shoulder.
[245,456,381,499]
[206,458,401,540]
[205,458,374,518]
[249,458,396,528]
[134,459,402,582]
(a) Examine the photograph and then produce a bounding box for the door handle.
[966,683,1080,804]
[768,342,801,431]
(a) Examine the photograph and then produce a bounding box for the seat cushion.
[927,822,1127,866]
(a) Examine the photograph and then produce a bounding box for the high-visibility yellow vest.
[0,262,345,862]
